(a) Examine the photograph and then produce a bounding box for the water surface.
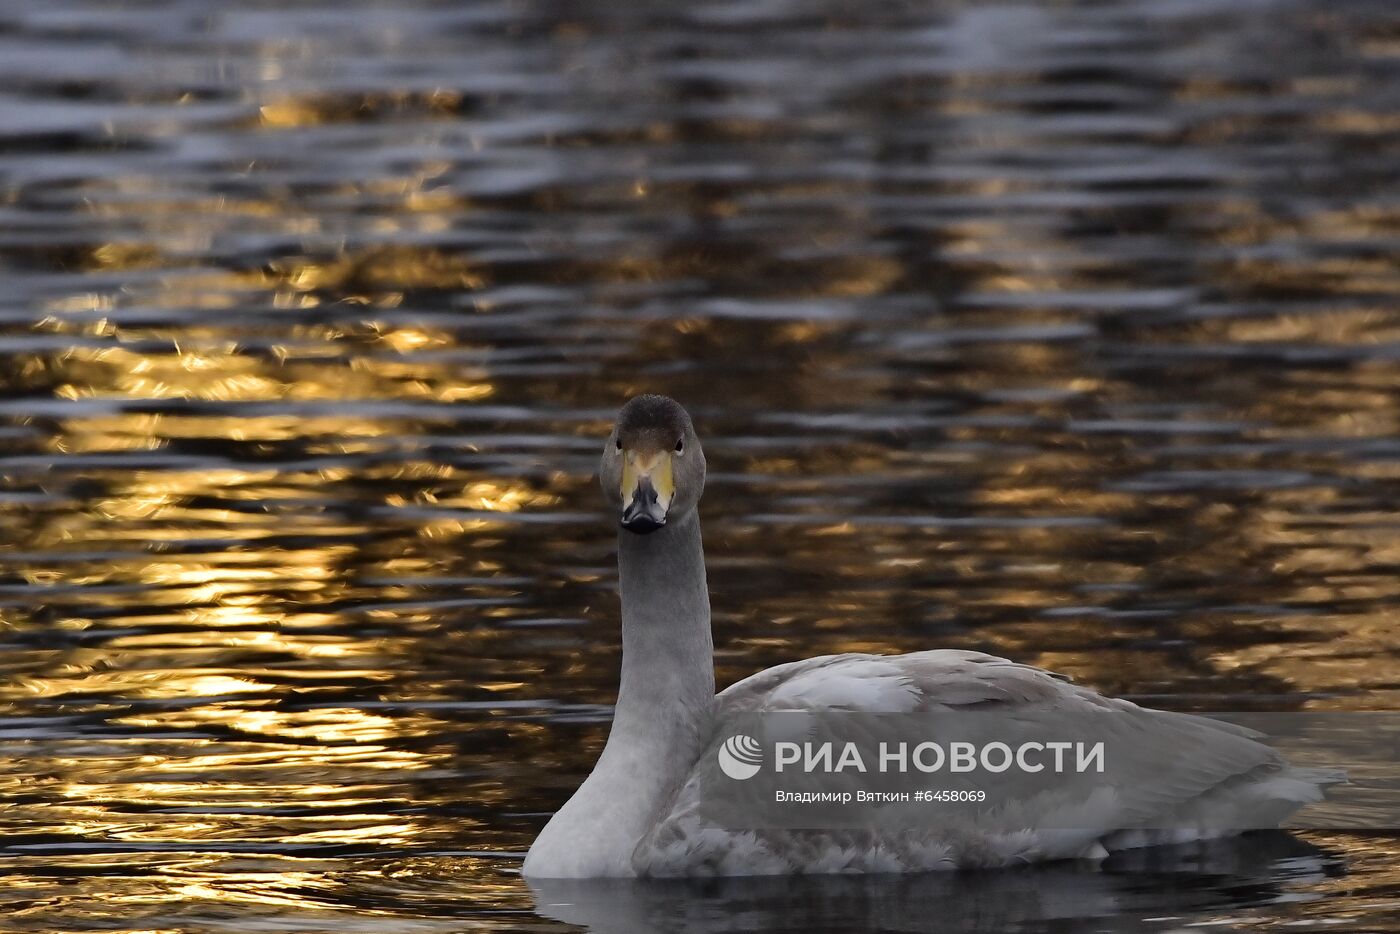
[1,0,1399,930]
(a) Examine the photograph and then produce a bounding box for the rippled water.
[2,0,1399,930]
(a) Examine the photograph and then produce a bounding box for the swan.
[522,394,1340,878]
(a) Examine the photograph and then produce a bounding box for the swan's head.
[601,394,705,535]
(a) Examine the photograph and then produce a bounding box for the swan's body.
[522,396,1340,879]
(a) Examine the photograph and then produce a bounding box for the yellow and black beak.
[620,449,675,534]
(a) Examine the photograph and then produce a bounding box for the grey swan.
[522,395,1340,878]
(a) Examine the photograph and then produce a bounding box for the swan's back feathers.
[717,650,1087,715]
[633,650,1335,876]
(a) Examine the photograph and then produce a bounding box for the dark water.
[2,0,1399,930]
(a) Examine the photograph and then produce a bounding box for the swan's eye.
[674,438,684,454]
[614,438,622,452]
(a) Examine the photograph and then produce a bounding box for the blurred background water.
[1,0,1399,930]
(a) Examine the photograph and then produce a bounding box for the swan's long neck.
[522,512,715,877]
[615,512,714,728]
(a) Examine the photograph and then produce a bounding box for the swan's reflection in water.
[527,833,1340,934]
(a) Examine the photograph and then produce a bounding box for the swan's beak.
[620,450,674,534]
